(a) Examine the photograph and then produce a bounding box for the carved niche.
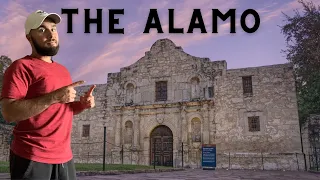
[124,121,134,144]
[191,118,201,142]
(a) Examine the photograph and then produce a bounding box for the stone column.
[180,106,187,143]
[115,109,122,147]
[178,107,182,142]
[210,106,216,144]
[133,108,140,149]
[202,104,210,144]
[180,105,189,167]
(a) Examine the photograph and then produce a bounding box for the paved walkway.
[1,169,319,179]
[77,169,320,180]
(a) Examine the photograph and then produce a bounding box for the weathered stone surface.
[68,38,304,171]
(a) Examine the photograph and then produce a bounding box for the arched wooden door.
[150,125,173,167]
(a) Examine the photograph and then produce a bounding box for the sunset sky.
[1,0,319,85]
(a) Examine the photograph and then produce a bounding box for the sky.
[1,0,320,85]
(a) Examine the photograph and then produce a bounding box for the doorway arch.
[150,125,173,167]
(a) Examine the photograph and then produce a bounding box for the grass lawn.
[0,161,170,173]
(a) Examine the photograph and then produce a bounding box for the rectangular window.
[248,116,260,132]
[208,87,214,98]
[82,124,90,137]
[155,81,167,101]
[242,76,253,96]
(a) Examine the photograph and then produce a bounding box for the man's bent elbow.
[1,98,18,123]
[1,109,13,123]
[1,104,15,123]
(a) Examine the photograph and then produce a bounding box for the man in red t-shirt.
[1,10,96,180]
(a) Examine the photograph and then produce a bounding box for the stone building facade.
[71,38,303,170]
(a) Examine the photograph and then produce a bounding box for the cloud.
[0,1,31,60]
[71,30,160,81]
[127,21,140,34]
[259,0,320,23]
[137,0,169,14]
[72,0,240,83]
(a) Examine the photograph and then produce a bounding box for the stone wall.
[211,63,303,170]
[71,38,304,170]
[71,83,109,163]
[216,152,305,170]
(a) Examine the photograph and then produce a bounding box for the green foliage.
[280,0,320,124]
[0,55,15,144]
[297,73,320,124]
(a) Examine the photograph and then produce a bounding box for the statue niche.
[124,121,133,145]
[191,118,201,142]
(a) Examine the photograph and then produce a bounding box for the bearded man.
[1,10,96,180]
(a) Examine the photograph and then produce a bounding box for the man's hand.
[51,80,85,103]
[79,85,96,109]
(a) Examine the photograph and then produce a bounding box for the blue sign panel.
[202,144,216,169]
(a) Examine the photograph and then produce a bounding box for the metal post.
[103,126,106,171]
[303,153,306,171]
[261,152,264,170]
[87,152,89,164]
[298,117,307,171]
[182,142,184,168]
[309,153,311,170]
[229,152,230,169]
[154,138,156,169]
[296,153,299,171]
[315,147,319,171]
[121,145,124,164]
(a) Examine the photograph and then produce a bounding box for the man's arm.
[0,60,43,123]
[1,93,57,123]
[1,81,85,123]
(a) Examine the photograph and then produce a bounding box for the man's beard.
[31,37,59,56]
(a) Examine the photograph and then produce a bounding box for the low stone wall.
[71,152,306,171]
[216,152,305,171]
[76,168,185,176]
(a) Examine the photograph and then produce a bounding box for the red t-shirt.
[1,55,77,164]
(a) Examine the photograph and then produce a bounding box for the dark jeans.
[9,150,77,180]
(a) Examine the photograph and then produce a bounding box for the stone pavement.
[77,169,320,180]
[1,169,319,180]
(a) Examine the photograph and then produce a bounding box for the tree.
[0,55,12,91]
[280,0,320,124]
[0,55,15,145]
[0,55,14,126]
[0,55,12,73]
